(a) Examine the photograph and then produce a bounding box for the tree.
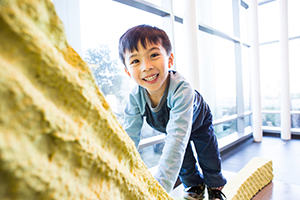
[84,45,124,102]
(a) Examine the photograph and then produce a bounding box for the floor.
[169,135,300,199]
[221,135,300,185]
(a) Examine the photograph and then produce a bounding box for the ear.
[168,53,174,69]
[124,68,131,78]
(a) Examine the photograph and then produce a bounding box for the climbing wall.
[0,0,171,199]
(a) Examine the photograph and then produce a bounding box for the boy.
[118,24,227,200]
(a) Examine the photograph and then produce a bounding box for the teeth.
[144,74,157,81]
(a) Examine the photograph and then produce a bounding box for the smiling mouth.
[143,74,158,81]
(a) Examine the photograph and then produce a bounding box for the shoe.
[183,183,205,200]
[207,187,226,200]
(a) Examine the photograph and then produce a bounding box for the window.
[78,0,167,168]
[197,0,234,36]
[258,1,279,43]
[54,0,253,168]
[262,113,281,127]
[290,39,300,112]
[288,0,300,130]
[215,120,237,139]
[289,39,300,129]
[240,1,250,43]
[260,42,280,112]
[174,1,250,139]
[79,0,163,125]
[143,0,162,7]
[242,46,251,112]
[173,22,185,74]
[258,0,300,132]
[198,31,237,138]
[173,0,184,16]
[258,0,280,129]
[288,0,300,38]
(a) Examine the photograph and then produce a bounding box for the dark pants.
[179,114,227,188]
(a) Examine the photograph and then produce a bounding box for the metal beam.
[112,0,170,17]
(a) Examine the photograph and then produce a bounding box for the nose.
[141,59,153,71]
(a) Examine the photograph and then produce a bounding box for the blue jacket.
[123,70,208,192]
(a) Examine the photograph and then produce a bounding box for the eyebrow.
[127,46,161,60]
[128,53,138,60]
[148,47,160,52]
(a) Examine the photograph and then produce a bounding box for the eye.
[150,53,159,58]
[131,59,139,65]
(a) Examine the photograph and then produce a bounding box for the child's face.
[124,41,174,96]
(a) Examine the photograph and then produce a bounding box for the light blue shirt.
[123,71,195,192]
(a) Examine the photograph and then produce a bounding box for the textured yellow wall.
[0,0,172,199]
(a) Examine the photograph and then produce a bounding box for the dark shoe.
[207,187,226,200]
[183,183,205,200]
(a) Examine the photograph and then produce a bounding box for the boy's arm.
[123,91,144,148]
[154,82,194,193]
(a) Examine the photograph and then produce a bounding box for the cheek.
[129,68,139,78]
[156,59,166,67]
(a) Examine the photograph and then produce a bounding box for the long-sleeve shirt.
[123,70,208,192]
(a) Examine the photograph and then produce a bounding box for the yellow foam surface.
[222,157,274,200]
[0,0,171,199]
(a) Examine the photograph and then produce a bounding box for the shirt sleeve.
[123,88,144,148]
[153,80,194,193]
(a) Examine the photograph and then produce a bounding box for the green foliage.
[84,45,123,101]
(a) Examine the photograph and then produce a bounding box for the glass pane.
[173,22,185,74]
[289,39,300,111]
[262,113,281,127]
[260,43,280,110]
[79,0,163,125]
[245,115,251,127]
[242,46,251,111]
[198,31,236,120]
[240,4,250,43]
[139,143,164,168]
[139,123,165,168]
[258,1,279,43]
[215,120,237,139]
[288,0,300,38]
[291,114,300,128]
[143,0,162,7]
[213,37,236,119]
[140,121,165,139]
[173,0,184,16]
[79,1,166,169]
[197,0,234,36]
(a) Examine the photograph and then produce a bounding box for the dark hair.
[118,24,172,66]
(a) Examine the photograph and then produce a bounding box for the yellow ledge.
[222,157,274,200]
